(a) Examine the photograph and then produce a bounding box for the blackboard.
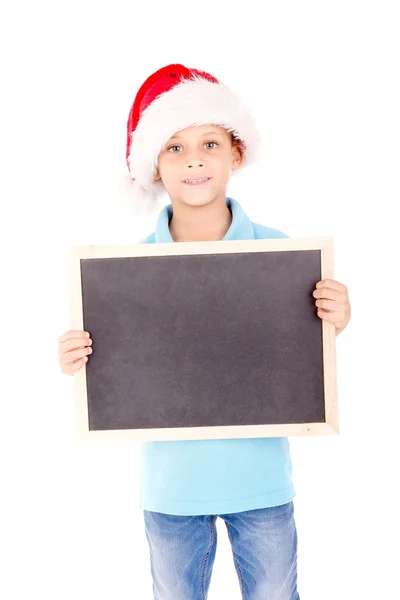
[69,237,337,442]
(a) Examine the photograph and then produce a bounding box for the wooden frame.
[69,237,337,443]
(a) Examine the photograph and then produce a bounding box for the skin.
[312,279,351,336]
[58,125,351,374]
[154,124,242,242]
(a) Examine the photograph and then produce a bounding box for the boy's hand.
[312,279,351,335]
[58,330,93,375]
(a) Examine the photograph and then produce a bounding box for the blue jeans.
[143,501,299,600]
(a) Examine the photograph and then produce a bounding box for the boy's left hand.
[312,279,351,335]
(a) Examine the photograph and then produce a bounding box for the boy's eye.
[167,141,219,152]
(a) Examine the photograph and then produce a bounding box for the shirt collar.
[154,196,254,243]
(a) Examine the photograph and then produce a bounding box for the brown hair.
[230,131,244,158]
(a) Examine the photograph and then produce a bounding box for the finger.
[317,308,338,322]
[59,336,92,356]
[313,288,342,301]
[63,356,88,375]
[315,299,340,311]
[58,330,90,344]
[316,279,347,294]
[61,345,93,365]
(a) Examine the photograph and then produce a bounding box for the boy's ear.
[231,144,243,171]
[154,168,161,181]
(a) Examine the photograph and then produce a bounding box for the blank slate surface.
[69,238,337,442]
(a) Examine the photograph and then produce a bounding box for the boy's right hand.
[58,330,93,375]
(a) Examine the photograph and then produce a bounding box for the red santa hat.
[124,63,261,214]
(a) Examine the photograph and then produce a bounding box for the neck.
[169,195,232,242]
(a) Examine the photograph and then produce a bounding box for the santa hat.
[123,63,261,215]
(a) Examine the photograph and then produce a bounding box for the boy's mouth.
[182,177,212,187]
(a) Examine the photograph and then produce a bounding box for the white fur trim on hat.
[127,75,261,204]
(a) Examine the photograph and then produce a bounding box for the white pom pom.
[115,174,166,217]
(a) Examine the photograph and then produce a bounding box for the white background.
[2,1,399,598]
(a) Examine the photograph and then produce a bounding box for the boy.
[58,64,351,600]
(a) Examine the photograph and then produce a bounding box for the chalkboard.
[69,237,337,442]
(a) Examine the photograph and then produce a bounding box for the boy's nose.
[185,159,205,169]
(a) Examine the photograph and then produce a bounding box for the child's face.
[154,125,242,207]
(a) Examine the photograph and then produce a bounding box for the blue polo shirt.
[138,197,295,515]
